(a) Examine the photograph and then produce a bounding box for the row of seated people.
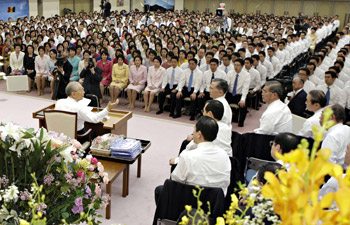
[153,93,350,222]
[286,34,350,123]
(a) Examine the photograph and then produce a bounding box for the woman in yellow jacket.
[110,54,129,102]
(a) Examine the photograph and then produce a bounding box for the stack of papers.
[110,139,142,160]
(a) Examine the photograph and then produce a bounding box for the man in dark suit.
[103,0,111,18]
[288,77,307,117]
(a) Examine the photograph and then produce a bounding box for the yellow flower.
[216,217,225,225]
[19,220,30,225]
[185,205,192,212]
[239,187,248,198]
[179,216,189,225]
[251,179,259,186]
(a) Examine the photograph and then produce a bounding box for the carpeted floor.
[0,79,266,224]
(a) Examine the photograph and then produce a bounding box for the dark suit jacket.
[80,66,103,107]
[288,89,307,117]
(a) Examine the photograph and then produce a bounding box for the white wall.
[29,0,38,17]
[175,0,184,11]
[43,0,60,17]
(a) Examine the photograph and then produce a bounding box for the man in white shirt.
[210,78,232,127]
[170,116,231,195]
[176,58,203,120]
[199,52,214,73]
[196,47,206,68]
[55,82,118,143]
[306,63,322,87]
[199,58,226,112]
[219,54,234,74]
[226,59,250,127]
[267,47,282,78]
[298,90,326,138]
[259,51,274,80]
[157,56,183,116]
[316,71,346,107]
[320,104,350,165]
[251,54,267,87]
[254,81,292,134]
[9,44,25,74]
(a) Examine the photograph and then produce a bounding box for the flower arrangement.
[179,108,350,225]
[0,122,109,225]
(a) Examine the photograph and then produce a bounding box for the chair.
[44,110,92,152]
[292,114,307,135]
[153,179,225,225]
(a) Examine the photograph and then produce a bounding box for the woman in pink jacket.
[143,56,165,112]
[126,55,147,109]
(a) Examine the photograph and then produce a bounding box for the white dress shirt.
[261,59,274,80]
[254,99,293,135]
[180,62,189,70]
[308,75,321,86]
[55,97,109,131]
[245,67,261,92]
[202,69,227,92]
[219,64,234,74]
[316,83,346,107]
[199,63,210,73]
[298,108,323,138]
[216,96,232,127]
[321,123,350,165]
[161,66,183,89]
[303,80,316,93]
[178,68,203,93]
[255,63,267,86]
[314,67,325,80]
[267,56,282,77]
[171,142,231,194]
[226,69,251,102]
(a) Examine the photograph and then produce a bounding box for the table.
[96,159,129,219]
[32,104,132,136]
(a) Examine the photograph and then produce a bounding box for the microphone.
[86,94,100,111]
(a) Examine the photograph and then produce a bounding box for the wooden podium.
[32,104,132,136]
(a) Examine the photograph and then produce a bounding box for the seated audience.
[254,81,292,134]
[110,54,129,102]
[298,67,316,93]
[316,71,346,107]
[126,55,147,109]
[23,45,37,91]
[46,49,57,95]
[156,56,183,116]
[80,52,102,107]
[35,46,50,96]
[96,51,113,103]
[155,116,231,203]
[226,59,251,127]
[298,90,326,138]
[2,38,14,74]
[144,56,165,112]
[287,77,307,117]
[175,58,203,120]
[320,104,350,165]
[68,46,81,81]
[9,44,24,75]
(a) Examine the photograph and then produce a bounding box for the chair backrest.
[153,179,225,225]
[292,114,307,134]
[44,110,77,139]
[246,157,281,171]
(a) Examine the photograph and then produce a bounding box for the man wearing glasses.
[254,81,292,135]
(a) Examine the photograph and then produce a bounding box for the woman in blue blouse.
[68,46,80,81]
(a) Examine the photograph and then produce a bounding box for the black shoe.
[190,116,195,121]
[169,113,174,117]
[173,114,181,119]
[156,110,163,115]
[238,122,244,127]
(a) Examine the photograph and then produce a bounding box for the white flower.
[3,184,19,202]
[37,128,53,143]
[0,122,22,142]
[59,146,75,163]
[86,155,92,162]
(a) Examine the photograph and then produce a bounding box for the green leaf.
[61,212,69,219]
[39,128,44,142]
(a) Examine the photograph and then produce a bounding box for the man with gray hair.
[254,81,292,134]
[55,82,118,143]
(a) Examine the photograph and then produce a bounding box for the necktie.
[188,71,193,92]
[326,87,330,105]
[206,65,209,71]
[212,72,215,80]
[232,74,239,96]
[119,29,121,36]
[170,68,175,89]
[270,57,272,62]
[198,59,201,67]
[225,67,228,74]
